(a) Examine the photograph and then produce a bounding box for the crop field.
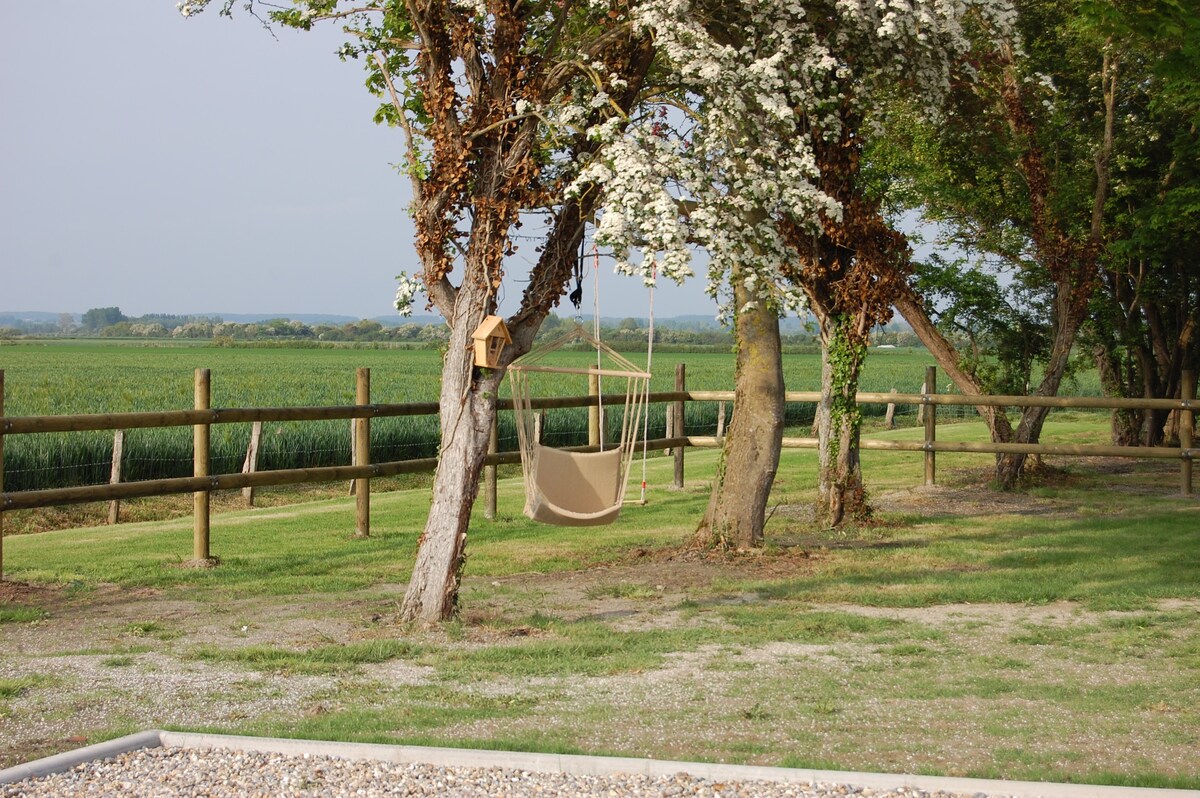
[2,342,452,492]
[0,340,1101,492]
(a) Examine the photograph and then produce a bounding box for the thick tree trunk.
[1094,345,1141,446]
[815,314,869,527]
[993,297,1083,487]
[400,285,503,624]
[694,272,783,549]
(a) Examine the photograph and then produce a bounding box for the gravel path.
[1,747,992,798]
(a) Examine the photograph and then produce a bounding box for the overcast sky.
[0,2,710,321]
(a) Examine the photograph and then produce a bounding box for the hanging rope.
[593,244,604,452]
[640,263,656,504]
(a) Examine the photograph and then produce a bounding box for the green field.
[0,340,954,412]
[1,342,453,491]
[0,340,1102,492]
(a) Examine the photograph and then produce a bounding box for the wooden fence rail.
[2,390,1191,437]
[0,366,1194,579]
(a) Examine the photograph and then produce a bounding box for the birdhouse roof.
[472,315,511,342]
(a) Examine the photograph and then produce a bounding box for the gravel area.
[1,747,994,798]
[0,652,340,750]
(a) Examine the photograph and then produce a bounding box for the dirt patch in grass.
[871,483,1067,518]
[0,580,61,606]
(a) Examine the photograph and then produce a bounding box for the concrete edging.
[0,729,163,785]
[1,729,1196,798]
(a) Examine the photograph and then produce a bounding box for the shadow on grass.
[743,508,1200,608]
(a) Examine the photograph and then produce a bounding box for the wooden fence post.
[716,401,727,440]
[484,414,498,520]
[1,369,5,581]
[588,369,601,447]
[534,410,544,445]
[107,430,124,524]
[884,388,897,430]
[1183,369,1194,497]
[354,367,370,538]
[193,368,212,563]
[348,419,357,496]
[674,363,686,489]
[924,366,937,486]
[242,421,262,506]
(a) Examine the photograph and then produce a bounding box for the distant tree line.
[1,306,923,351]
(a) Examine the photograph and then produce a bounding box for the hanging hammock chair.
[507,324,651,527]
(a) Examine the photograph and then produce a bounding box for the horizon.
[0,308,919,334]
[0,307,736,328]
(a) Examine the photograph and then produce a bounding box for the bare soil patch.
[0,581,61,606]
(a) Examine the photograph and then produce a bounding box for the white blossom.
[176,0,208,17]
[450,0,488,17]
[393,272,424,316]
[567,0,1013,319]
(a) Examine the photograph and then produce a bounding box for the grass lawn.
[1,416,1197,789]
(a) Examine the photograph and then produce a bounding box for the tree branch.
[372,51,425,204]
[310,4,385,22]
[1090,45,1117,246]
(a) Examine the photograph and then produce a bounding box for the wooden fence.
[0,366,1194,578]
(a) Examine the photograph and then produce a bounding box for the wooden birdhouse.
[471,315,511,368]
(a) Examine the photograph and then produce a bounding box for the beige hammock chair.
[507,324,651,527]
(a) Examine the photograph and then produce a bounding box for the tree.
[569,2,815,547]
[878,0,1138,486]
[183,0,656,622]
[576,0,1009,533]
[100,321,134,337]
[782,117,910,526]
[1084,2,1200,445]
[82,307,124,331]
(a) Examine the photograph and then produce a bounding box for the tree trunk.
[893,282,1016,440]
[694,272,783,549]
[1094,345,1141,446]
[399,286,503,624]
[993,295,1084,487]
[815,314,869,527]
[362,9,651,625]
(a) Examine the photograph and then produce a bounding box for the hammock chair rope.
[508,324,650,526]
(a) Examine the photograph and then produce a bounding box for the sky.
[0,2,711,321]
